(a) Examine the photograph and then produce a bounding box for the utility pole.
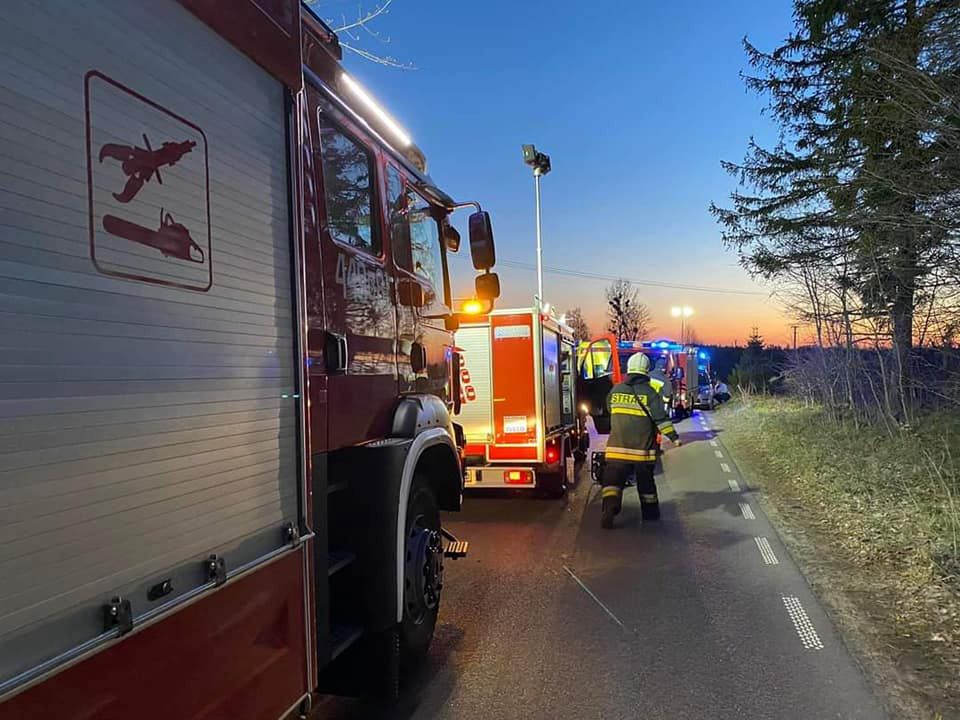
[791,324,799,351]
[534,170,543,307]
[522,145,551,310]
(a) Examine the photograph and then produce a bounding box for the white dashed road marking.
[720,463,732,473]
[739,502,756,519]
[714,450,724,459]
[709,440,718,447]
[755,536,779,565]
[782,596,825,650]
[563,565,625,629]
[727,478,741,492]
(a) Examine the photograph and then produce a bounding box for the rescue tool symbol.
[98,135,196,203]
[102,209,204,264]
[86,70,211,291]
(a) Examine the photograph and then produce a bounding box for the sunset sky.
[331,0,796,346]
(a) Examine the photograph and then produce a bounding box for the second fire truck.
[455,306,589,496]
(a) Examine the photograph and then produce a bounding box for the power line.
[496,258,768,296]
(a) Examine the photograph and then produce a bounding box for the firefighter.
[601,352,681,529]
[649,357,673,414]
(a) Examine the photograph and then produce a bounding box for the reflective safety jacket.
[606,374,679,463]
[649,369,672,400]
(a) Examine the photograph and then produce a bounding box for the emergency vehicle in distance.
[455,306,590,496]
[0,2,499,717]
[578,337,714,432]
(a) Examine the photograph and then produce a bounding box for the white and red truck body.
[455,308,586,494]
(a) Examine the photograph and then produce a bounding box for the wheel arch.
[393,428,459,624]
[414,443,462,512]
[390,394,463,624]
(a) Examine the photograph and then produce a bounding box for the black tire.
[574,432,590,464]
[540,442,568,498]
[400,473,441,670]
[540,470,566,498]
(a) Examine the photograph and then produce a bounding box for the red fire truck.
[577,337,710,430]
[455,307,589,497]
[0,2,498,717]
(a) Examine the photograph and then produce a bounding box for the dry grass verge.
[719,397,960,719]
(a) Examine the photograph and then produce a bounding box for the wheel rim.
[404,514,443,626]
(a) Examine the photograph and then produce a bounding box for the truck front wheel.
[401,472,442,669]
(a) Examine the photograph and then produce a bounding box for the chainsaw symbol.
[98,134,195,203]
[103,209,204,264]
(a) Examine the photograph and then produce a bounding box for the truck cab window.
[317,116,380,255]
[387,165,447,306]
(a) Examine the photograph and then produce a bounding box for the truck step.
[441,527,469,559]
[327,550,356,577]
[329,624,363,661]
[444,540,469,559]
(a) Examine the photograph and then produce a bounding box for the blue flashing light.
[699,351,709,360]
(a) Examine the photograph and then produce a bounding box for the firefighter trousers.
[601,460,660,520]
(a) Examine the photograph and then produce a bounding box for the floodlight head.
[535,153,551,176]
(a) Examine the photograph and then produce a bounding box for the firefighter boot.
[639,493,661,521]
[638,467,660,521]
[601,486,622,529]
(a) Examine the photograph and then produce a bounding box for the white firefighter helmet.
[627,352,651,375]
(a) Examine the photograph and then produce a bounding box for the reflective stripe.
[605,446,657,461]
[602,486,623,498]
[658,423,675,435]
[611,407,647,417]
[640,493,659,503]
[605,446,657,457]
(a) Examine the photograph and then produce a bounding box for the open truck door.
[576,336,620,434]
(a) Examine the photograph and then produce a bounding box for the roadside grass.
[719,396,960,719]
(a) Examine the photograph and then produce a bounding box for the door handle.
[411,341,427,374]
[339,336,349,371]
[324,332,348,373]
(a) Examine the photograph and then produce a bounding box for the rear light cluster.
[505,470,534,485]
[545,446,559,464]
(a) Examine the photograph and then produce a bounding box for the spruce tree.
[712,0,960,415]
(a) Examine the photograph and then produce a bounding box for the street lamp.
[522,144,552,310]
[670,306,694,343]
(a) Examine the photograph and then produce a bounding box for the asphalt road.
[315,412,888,720]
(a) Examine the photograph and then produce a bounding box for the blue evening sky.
[329,0,796,344]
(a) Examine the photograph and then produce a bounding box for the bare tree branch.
[305,0,416,69]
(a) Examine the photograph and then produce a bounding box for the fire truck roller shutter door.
[0,0,297,690]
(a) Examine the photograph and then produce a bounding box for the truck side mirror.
[398,279,426,308]
[475,272,500,301]
[443,222,461,252]
[468,211,496,271]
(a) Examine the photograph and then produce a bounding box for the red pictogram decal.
[85,70,212,292]
[103,210,204,264]
[98,135,196,203]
